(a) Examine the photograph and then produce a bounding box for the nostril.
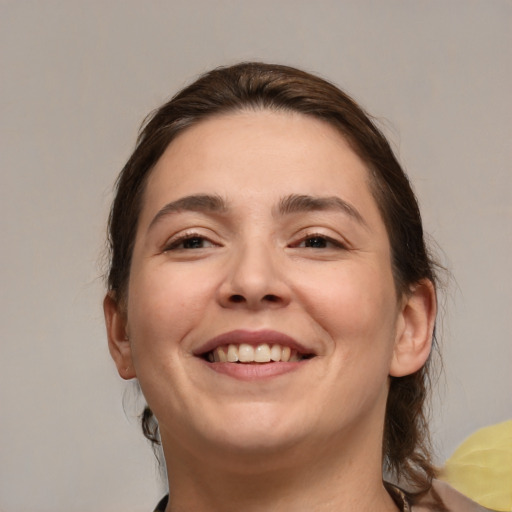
[225,293,286,307]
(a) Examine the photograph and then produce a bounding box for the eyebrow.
[147,192,367,232]
[277,194,367,226]
[147,194,228,232]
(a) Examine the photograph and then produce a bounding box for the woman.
[104,63,488,511]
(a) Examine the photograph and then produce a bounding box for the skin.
[105,110,436,511]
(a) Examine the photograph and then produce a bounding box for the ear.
[390,279,437,377]
[103,293,136,380]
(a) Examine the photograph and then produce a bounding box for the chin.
[194,404,310,455]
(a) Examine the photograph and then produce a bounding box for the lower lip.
[202,360,305,381]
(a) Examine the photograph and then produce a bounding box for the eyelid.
[162,229,220,251]
[290,230,349,249]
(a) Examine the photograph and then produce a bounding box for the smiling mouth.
[203,343,315,363]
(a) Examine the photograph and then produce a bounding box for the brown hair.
[106,62,440,496]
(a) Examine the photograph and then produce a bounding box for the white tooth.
[289,350,300,362]
[281,346,291,362]
[270,344,282,362]
[213,350,220,362]
[238,343,255,362]
[217,346,227,362]
[208,352,215,362]
[227,344,239,362]
[254,344,271,362]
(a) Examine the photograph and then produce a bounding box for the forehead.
[140,110,383,227]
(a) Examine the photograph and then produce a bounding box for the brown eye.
[293,234,345,250]
[304,236,329,248]
[165,234,217,251]
[182,236,208,249]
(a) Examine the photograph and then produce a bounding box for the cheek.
[296,263,397,341]
[126,264,218,355]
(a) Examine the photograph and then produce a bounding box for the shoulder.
[412,480,495,512]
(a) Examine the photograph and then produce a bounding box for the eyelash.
[163,231,347,252]
[163,232,217,251]
[292,232,347,250]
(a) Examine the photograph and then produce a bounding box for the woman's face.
[107,110,421,462]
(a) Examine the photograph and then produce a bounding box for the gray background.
[1,1,511,511]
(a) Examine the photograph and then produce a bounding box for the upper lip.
[194,329,314,357]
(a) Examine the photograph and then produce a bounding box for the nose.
[217,242,291,310]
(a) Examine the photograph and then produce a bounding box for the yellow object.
[439,419,512,511]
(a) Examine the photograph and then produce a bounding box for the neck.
[161,425,399,512]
